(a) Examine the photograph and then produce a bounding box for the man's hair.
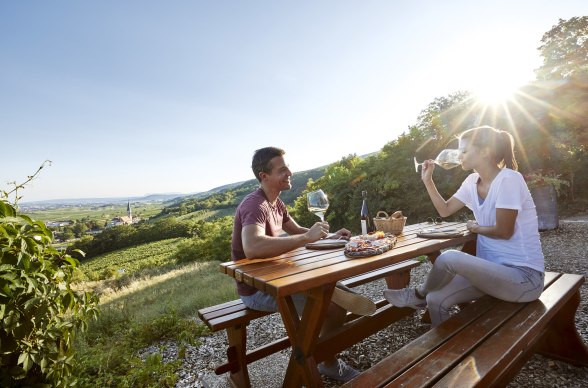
[251,147,286,182]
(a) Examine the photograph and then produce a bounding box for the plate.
[306,239,348,249]
[417,228,463,238]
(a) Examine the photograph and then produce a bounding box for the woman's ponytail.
[500,131,518,171]
[459,126,518,171]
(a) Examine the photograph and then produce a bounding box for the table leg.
[384,268,413,289]
[461,238,477,255]
[278,285,334,388]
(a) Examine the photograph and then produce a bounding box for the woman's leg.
[420,250,544,303]
[426,275,484,327]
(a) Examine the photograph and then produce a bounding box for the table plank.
[219,222,465,276]
[236,223,466,283]
[264,232,474,296]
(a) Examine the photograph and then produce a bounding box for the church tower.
[127,200,132,221]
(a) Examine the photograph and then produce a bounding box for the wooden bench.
[343,271,588,387]
[197,258,421,387]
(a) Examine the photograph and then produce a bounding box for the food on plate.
[344,232,397,258]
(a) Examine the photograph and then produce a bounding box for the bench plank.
[340,260,420,288]
[343,272,561,388]
[434,273,587,387]
[387,273,568,387]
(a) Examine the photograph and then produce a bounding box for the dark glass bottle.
[360,190,376,234]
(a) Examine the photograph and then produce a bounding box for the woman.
[384,125,545,327]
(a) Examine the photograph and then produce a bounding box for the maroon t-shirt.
[232,188,291,296]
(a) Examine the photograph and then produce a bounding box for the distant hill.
[159,165,328,218]
[20,152,374,213]
[163,181,248,205]
[20,193,191,211]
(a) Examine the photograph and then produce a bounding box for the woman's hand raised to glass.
[421,159,436,182]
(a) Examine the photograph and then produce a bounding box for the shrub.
[175,217,233,263]
[524,171,570,196]
[0,200,100,387]
[69,218,195,260]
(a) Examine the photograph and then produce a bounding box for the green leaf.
[18,351,33,372]
[62,292,73,310]
[0,200,16,217]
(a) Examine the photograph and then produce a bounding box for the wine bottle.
[360,191,376,235]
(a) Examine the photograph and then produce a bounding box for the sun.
[473,84,515,106]
[445,29,539,107]
[470,75,523,106]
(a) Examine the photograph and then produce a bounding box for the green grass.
[78,237,187,280]
[72,239,238,387]
[98,260,237,321]
[177,206,237,221]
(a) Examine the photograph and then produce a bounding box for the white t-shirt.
[453,168,544,272]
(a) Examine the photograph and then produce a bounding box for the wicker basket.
[373,211,407,235]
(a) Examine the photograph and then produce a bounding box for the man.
[231,147,375,382]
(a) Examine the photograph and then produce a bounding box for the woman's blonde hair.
[459,126,518,171]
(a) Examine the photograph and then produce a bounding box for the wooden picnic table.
[220,221,477,387]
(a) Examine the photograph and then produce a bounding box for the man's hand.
[326,228,351,240]
[306,221,329,242]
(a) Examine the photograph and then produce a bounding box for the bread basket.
[373,211,407,235]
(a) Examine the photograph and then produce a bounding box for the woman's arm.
[466,208,517,239]
[422,160,465,217]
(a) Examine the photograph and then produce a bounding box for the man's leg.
[241,291,359,382]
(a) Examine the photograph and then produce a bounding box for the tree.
[72,222,86,238]
[536,17,588,80]
[0,200,99,386]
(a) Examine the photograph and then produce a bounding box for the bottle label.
[361,220,367,235]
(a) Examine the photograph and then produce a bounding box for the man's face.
[262,156,292,191]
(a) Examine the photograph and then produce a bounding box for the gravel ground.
[171,216,588,388]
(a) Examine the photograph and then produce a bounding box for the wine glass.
[414,149,462,172]
[307,189,329,221]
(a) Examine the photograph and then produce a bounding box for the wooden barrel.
[531,185,559,230]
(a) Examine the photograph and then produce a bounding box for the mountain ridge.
[20,152,376,209]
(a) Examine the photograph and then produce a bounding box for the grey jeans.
[420,249,544,327]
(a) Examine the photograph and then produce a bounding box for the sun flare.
[473,83,516,106]
[470,72,526,106]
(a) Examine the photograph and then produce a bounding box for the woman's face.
[458,139,479,171]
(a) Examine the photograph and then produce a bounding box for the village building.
[106,201,139,227]
[45,220,73,228]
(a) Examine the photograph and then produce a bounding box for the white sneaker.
[318,359,360,382]
[383,288,426,309]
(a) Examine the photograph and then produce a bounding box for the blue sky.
[2,1,586,202]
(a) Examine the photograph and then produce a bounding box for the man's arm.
[282,218,309,235]
[242,221,327,259]
[283,219,351,239]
